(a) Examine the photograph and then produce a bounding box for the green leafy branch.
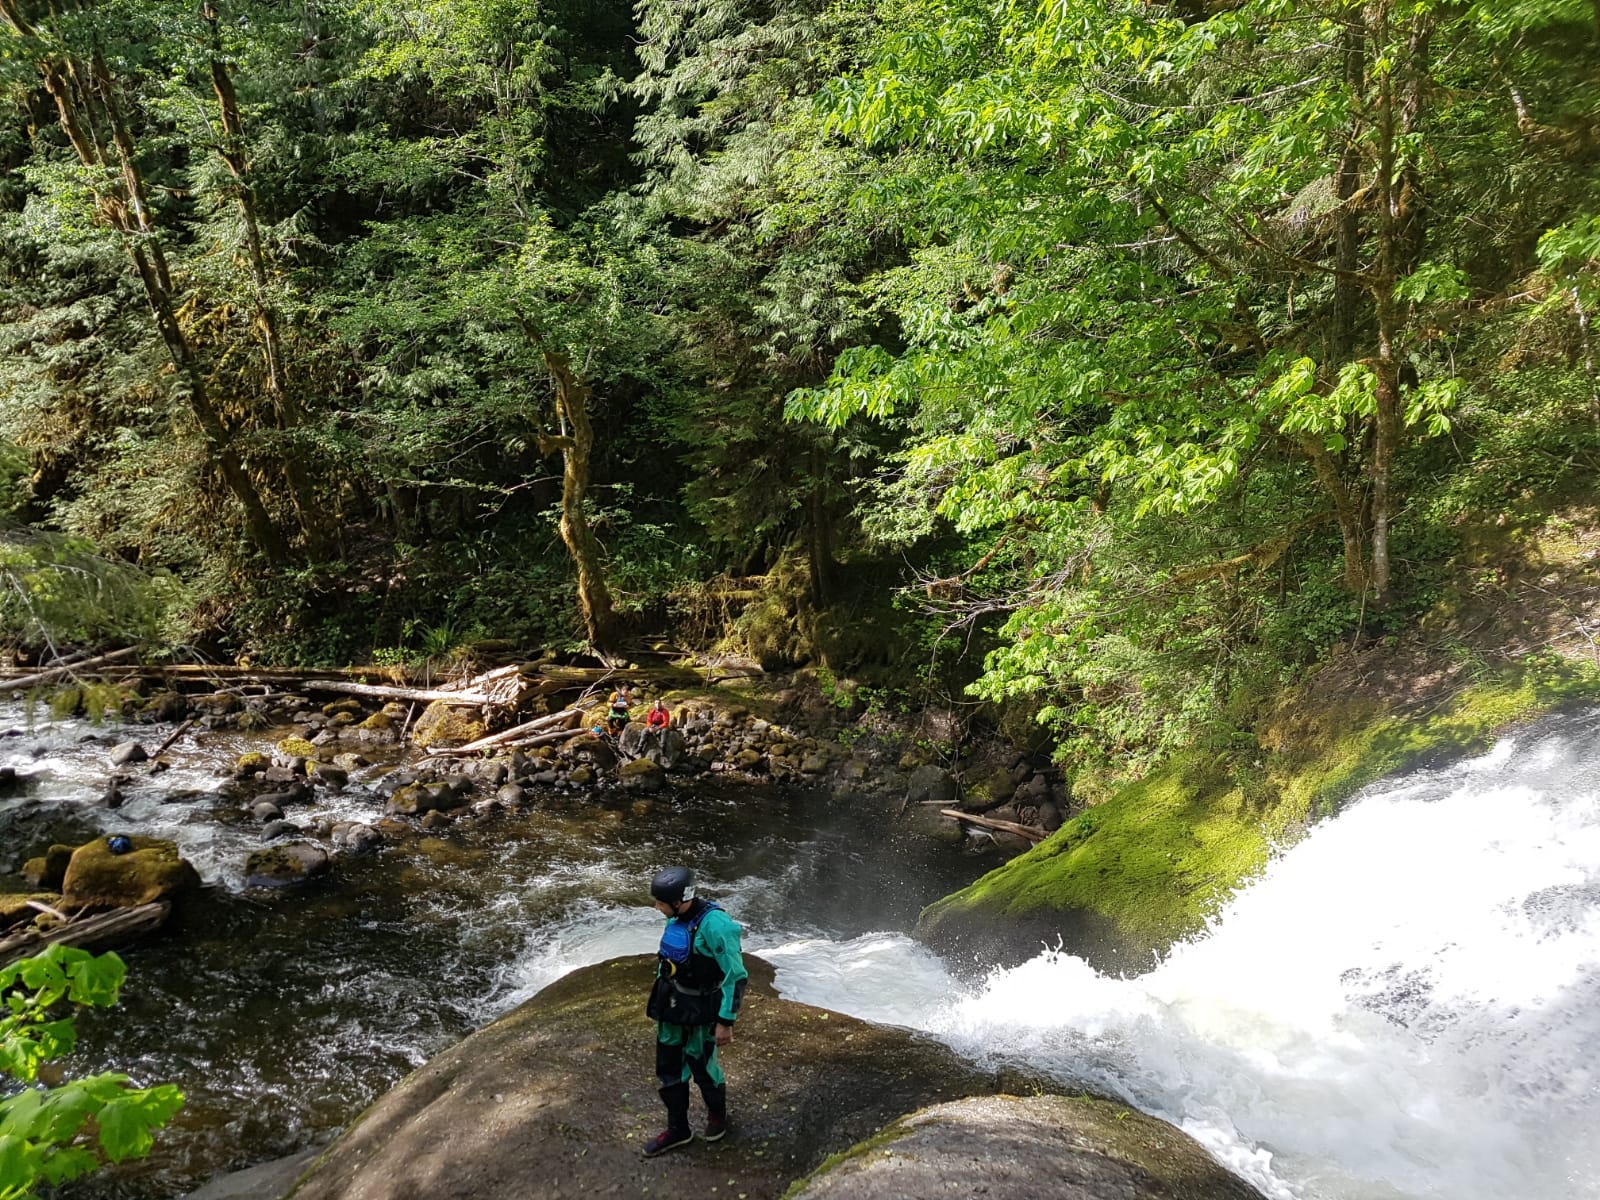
[0,945,183,1200]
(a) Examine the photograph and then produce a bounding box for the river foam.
[762,715,1600,1200]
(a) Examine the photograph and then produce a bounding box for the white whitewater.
[760,716,1600,1199]
[482,714,1599,1197]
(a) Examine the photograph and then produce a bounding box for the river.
[4,702,1599,1200]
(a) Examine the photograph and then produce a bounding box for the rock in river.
[109,740,148,767]
[619,757,665,790]
[60,836,200,911]
[275,956,1264,1200]
[244,841,331,889]
[790,1093,1267,1200]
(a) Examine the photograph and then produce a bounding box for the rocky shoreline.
[6,670,1077,906]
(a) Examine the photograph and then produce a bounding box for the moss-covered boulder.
[618,758,665,790]
[356,710,393,733]
[790,1094,1264,1200]
[235,751,270,778]
[385,782,466,817]
[276,736,318,762]
[60,836,200,912]
[410,702,486,749]
[917,670,1600,971]
[22,843,74,891]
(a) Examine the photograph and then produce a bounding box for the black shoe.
[703,1115,728,1142]
[643,1128,694,1157]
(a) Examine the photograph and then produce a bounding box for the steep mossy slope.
[917,658,1600,970]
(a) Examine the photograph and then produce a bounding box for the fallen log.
[513,726,596,751]
[0,901,172,968]
[938,808,1048,844]
[426,706,586,757]
[152,717,197,758]
[297,679,496,705]
[0,646,140,694]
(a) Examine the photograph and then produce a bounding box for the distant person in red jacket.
[646,700,671,731]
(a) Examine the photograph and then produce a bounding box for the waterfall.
[762,715,1600,1200]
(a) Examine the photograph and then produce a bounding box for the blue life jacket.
[649,900,726,1026]
[657,900,722,971]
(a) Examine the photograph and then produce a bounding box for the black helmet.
[650,866,695,905]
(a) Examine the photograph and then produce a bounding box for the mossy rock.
[244,841,331,888]
[235,751,270,776]
[410,701,486,749]
[357,710,393,732]
[788,1094,1265,1200]
[22,844,74,891]
[0,892,64,932]
[60,836,200,912]
[276,737,318,761]
[917,665,1600,971]
[385,782,463,816]
[140,690,189,722]
[618,757,666,790]
[322,698,364,718]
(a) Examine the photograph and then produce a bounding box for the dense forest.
[1,0,1597,778]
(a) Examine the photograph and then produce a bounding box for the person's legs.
[645,1025,694,1155]
[682,1027,728,1140]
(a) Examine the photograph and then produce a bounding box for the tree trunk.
[90,51,289,561]
[1329,13,1366,364]
[538,350,620,651]
[806,447,837,609]
[1298,436,1368,593]
[0,3,288,561]
[1365,0,1431,609]
[203,5,324,550]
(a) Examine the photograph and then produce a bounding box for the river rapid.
[4,701,1599,1200]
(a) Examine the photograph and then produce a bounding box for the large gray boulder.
[790,1093,1266,1200]
[271,957,1264,1200]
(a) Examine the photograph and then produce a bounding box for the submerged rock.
[790,1094,1266,1200]
[244,841,331,889]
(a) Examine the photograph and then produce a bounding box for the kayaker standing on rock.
[644,866,747,1157]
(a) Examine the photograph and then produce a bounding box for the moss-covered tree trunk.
[538,350,619,652]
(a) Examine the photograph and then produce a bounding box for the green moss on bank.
[918,657,1600,963]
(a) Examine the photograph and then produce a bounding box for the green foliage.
[0,532,183,651]
[0,945,183,1200]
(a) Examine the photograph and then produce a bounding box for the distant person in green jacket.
[643,865,748,1157]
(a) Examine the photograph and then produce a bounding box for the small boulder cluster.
[635,702,840,781]
[226,696,406,887]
